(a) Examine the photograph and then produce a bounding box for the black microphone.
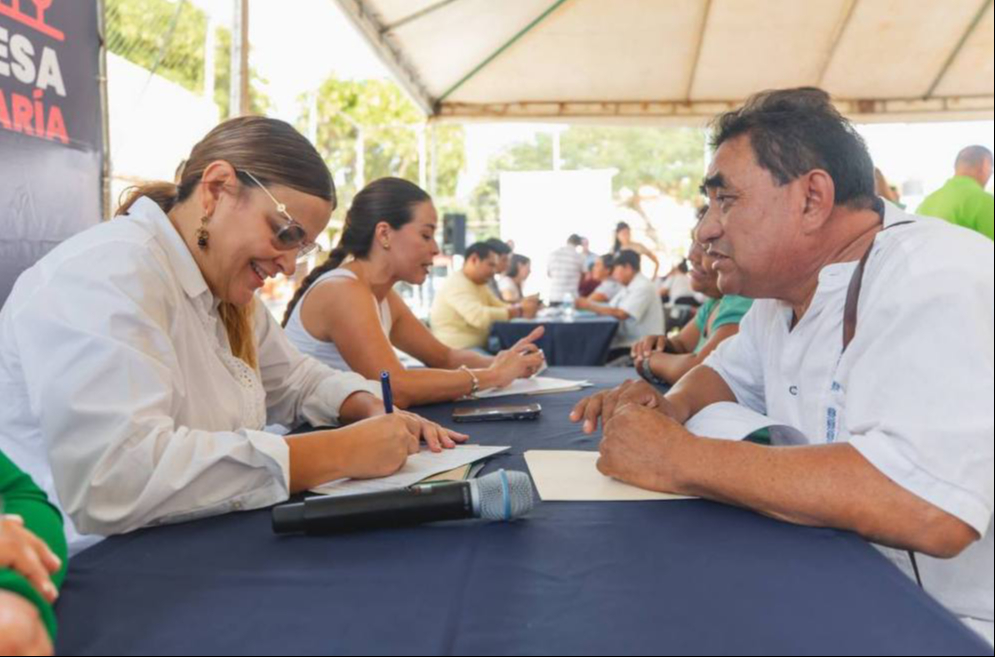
[272,470,535,535]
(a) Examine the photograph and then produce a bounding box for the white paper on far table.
[476,376,593,399]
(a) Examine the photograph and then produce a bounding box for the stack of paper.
[311,445,510,497]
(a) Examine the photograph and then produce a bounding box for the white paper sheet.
[524,451,691,502]
[311,445,510,497]
[475,376,593,400]
[685,402,806,444]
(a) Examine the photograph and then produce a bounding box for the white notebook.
[311,445,510,498]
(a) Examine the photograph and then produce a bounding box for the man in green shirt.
[918,145,994,241]
[1,451,67,656]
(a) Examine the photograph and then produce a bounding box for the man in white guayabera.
[572,88,994,646]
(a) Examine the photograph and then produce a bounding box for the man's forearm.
[587,304,629,321]
[671,438,978,559]
[664,365,737,423]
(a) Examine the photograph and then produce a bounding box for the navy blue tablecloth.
[55,368,990,656]
[491,318,619,366]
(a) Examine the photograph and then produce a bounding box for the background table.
[55,368,991,656]
[490,317,620,366]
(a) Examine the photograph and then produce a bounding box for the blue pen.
[380,371,394,414]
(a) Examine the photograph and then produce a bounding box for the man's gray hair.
[956,145,994,169]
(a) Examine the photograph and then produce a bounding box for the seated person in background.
[576,250,664,361]
[485,238,513,299]
[548,235,587,303]
[580,254,623,303]
[499,254,532,304]
[917,145,993,241]
[0,117,463,555]
[632,220,752,386]
[613,222,661,279]
[283,179,545,408]
[1,451,66,657]
[578,259,600,298]
[431,242,540,352]
[658,259,696,304]
[571,88,993,645]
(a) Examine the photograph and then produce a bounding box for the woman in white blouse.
[0,117,465,552]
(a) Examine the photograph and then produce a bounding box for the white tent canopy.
[335,0,995,124]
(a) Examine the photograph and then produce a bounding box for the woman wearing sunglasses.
[0,117,465,554]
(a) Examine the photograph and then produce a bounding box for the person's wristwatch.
[637,355,668,387]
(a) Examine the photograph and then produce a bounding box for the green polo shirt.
[917,176,994,241]
[694,295,754,354]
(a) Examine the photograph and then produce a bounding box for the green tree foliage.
[305,75,465,210]
[213,27,271,119]
[468,126,705,234]
[105,0,269,117]
[562,126,705,200]
[105,0,207,92]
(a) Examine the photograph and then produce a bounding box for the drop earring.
[196,215,211,250]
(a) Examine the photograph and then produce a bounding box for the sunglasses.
[238,170,323,263]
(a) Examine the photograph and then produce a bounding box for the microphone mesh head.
[476,470,535,521]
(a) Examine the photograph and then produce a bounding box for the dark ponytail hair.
[613,222,631,254]
[282,177,431,326]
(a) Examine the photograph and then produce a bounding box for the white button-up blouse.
[0,197,381,552]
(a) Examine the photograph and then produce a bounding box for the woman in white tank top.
[282,178,546,409]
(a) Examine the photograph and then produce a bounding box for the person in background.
[632,217,752,386]
[0,117,463,555]
[431,242,539,352]
[580,254,622,303]
[548,234,587,303]
[576,250,664,361]
[918,145,994,241]
[578,259,601,298]
[874,167,903,207]
[658,260,695,304]
[484,239,513,299]
[613,222,661,279]
[580,237,598,271]
[1,451,67,657]
[580,237,599,270]
[499,254,533,304]
[282,179,545,409]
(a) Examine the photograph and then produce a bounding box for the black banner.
[1,0,103,306]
